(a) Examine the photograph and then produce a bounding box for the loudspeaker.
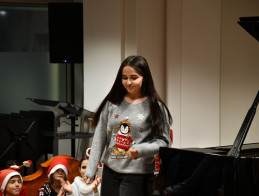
[48,3,83,63]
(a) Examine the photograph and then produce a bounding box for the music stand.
[0,120,36,166]
[0,111,51,171]
[27,98,94,156]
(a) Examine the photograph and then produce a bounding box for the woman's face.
[52,169,66,181]
[122,65,144,97]
[5,175,22,196]
[79,159,88,177]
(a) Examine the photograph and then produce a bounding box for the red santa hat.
[0,169,22,192]
[47,157,69,178]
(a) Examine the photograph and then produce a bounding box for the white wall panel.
[136,0,166,101]
[83,0,122,112]
[221,0,259,146]
[167,0,221,148]
[166,0,182,147]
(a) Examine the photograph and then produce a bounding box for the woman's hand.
[128,148,138,159]
[60,179,72,194]
[92,175,102,193]
[83,176,94,184]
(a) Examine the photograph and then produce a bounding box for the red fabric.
[19,185,27,196]
[170,129,173,143]
[155,156,160,171]
[47,157,69,176]
[115,134,133,150]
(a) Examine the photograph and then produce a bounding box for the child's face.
[79,159,88,177]
[5,175,22,196]
[52,168,66,181]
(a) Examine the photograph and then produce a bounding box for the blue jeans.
[101,165,154,196]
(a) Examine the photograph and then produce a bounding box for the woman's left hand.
[128,148,138,159]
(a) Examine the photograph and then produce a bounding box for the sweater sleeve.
[84,102,109,179]
[132,104,171,158]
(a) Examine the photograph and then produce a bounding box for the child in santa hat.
[0,168,23,196]
[60,148,102,196]
[0,159,32,196]
[38,157,69,196]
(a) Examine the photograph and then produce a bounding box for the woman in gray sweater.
[84,55,172,196]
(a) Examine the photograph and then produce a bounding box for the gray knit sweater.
[85,99,170,179]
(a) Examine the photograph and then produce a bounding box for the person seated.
[61,149,102,196]
[0,168,23,196]
[38,157,69,196]
[0,159,32,196]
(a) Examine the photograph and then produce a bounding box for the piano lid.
[238,16,259,41]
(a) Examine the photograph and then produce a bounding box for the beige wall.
[83,0,259,149]
[83,0,167,110]
[167,0,221,148]
[83,0,122,112]
[136,0,167,100]
[221,0,259,146]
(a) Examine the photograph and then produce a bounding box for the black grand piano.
[158,17,259,196]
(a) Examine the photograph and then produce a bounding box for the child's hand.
[60,178,72,194]
[92,175,101,193]
[57,186,66,196]
[83,176,94,184]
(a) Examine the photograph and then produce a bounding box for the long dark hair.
[91,55,172,135]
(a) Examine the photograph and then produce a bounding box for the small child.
[1,159,32,196]
[0,168,23,196]
[38,157,69,196]
[61,149,101,196]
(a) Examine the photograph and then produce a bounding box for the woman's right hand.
[83,176,94,184]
